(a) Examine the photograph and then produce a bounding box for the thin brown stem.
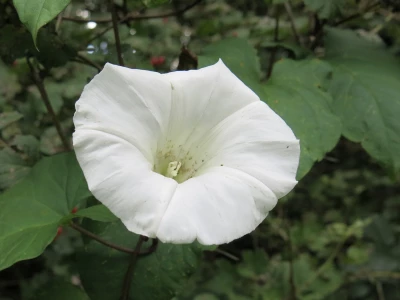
[110,0,125,66]
[333,2,380,26]
[26,58,71,151]
[284,1,302,46]
[75,53,102,72]
[69,222,158,256]
[266,15,280,80]
[120,236,147,300]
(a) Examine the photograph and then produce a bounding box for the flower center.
[165,161,182,178]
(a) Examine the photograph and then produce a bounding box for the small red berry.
[150,56,166,67]
[71,207,78,214]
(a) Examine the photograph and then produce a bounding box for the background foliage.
[1,0,400,299]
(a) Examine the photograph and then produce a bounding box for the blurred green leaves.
[13,0,71,45]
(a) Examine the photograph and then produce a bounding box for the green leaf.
[0,152,91,271]
[13,0,71,45]
[30,279,90,300]
[324,28,400,176]
[303,0,348,19]
[65,204,118,223]
[259,59,342,179]
[77,220,203,300]
[200,40,341,179]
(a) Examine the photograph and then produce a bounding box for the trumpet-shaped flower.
[73,60,300,245]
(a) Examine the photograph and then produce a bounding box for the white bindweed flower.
[73,60,300,245]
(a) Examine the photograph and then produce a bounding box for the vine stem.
[26,58,71,151]
[120,235,147,300]
[110,0,125,66]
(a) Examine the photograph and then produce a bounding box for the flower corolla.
[73,60,300,245]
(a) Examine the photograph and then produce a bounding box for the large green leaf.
[199,39,341,179]
[77,220,203,300]
[324,28,400,176]
[0,152,91,271]
[13,0,71,45]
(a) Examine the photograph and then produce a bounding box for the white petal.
[74,63,172,163]
[157,167,277,245]
[161,60,259,150]
[193,101,300,198]
[73,129,177,237]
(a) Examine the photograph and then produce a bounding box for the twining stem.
[120,235,147,300]
[26,58,71,151]
[110,0,125,66]
[284,1,302,47]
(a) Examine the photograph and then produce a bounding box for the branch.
[26,58,71,151]
[110,0,124,66]
[333,2,380,26]
[120,235,147,300]
[284,1,302,46]
[63,0,203,23]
